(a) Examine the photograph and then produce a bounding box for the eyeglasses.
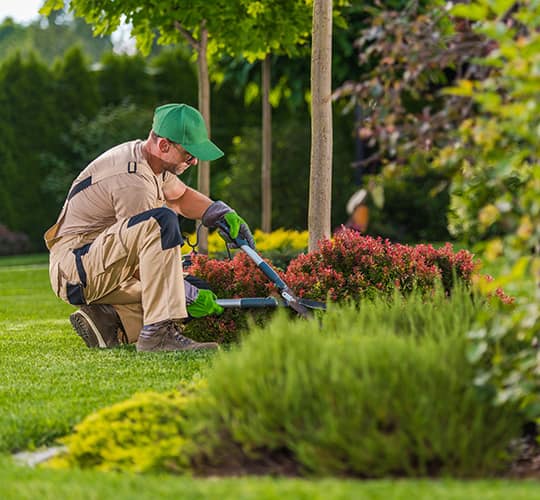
[169,141,195,163]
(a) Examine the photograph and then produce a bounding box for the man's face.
[161,139,198,175]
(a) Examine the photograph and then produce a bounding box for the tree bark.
[197,21,210,254]
[308,0,333,251]
[261,54,272,233]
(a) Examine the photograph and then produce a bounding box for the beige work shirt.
[47,140,186,246]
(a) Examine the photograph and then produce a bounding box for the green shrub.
[193,292,523,477]
[52,292,523,477]
[49,387,201,474]
[438,0,540,423]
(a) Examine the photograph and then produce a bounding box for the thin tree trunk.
[261,54,272,233]
[197,21,210,254]
[308,0,333,251]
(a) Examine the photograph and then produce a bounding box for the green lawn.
[0,254,538,498]
[2,456,539,500]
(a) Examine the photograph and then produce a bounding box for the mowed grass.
[2,454,539,500]
[0,255,214,452]
[1,254,538,499]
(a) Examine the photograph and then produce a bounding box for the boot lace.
[166,322,196,346]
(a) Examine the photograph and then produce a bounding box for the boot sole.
[136,342,219,352]
[70,310,107,348]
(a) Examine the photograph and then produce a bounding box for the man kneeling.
[45,104,255,352]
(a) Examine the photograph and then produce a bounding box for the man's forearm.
[166,187,213,219]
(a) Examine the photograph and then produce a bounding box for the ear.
[158,138,169,153]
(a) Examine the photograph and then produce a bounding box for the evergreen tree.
[54,45,101,120]
[0,124,18,231]
[0,52,62,245]
[150,48,198,107]
[98,52,155,107]
[0,14,113,65]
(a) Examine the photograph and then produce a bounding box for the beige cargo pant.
[49,207,187,343]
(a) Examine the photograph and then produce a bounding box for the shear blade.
[298,298,327,311]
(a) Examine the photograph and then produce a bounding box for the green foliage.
[0,52,63,244]
[0,14,113,65]
[369,170,451,243]
[47,291,523,477]
[437,0,540,420]
[47,0,318,66]
[0,18,33,62]
[98,52,155,107]
[218,107,354,230]
[51,388,200,473]
[151,48,198,106]
[468,292,540,419]
[0,137,18,234]
[219,122,309,230]
[334,1,490,241]
[53,46,100,119]
[208,0,313,63]
[0,258,215,453]
[43,103,153,205]
[196,296,522,477]
[3,456,539,500]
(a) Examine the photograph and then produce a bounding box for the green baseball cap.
[152,103,224,161]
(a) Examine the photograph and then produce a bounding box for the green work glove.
[202,200,256,249]
[216,212,255,249]
[187,289,224,318]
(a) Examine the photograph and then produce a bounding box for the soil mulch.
[508,436,540,479]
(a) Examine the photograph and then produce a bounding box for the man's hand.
[187,289,224,318]
[202,200,256,249]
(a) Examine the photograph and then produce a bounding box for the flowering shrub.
[184,229,477,342]
[184,252,276,343]
[252,229,308,254]
[187,252,273,298]
[182,228,307,259]
[283,229,475,303]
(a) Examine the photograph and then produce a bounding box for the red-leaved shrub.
[184,230,477,343]
[184,252,276,343]
[283,230,475,303]
[0,224,31,256]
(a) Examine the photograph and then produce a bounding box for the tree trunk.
[197,21,210,254]
[308,0,333,251]
[261,54,272,233]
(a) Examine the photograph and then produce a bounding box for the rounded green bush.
[195,295,523,477]
[51,388,200,473]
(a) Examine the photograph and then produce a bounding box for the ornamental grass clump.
[192,291,523,477]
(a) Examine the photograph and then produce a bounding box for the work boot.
[69,304,127,348]
[136,320,219,352]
